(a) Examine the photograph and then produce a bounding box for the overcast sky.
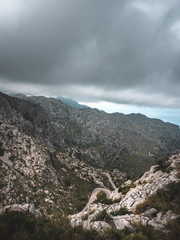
[0,0,180,125]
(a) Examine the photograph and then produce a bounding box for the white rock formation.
[69,153,180,233]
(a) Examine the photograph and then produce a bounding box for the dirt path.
[105,173,117,190]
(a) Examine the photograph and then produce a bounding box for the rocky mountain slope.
[14,93,180,176]
[0,118,125,216]
[70,153,180,236]
[0,91,180,239]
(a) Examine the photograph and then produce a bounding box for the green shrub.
[0,211,179,240]
[127,233,148,240]
[176,172,180,179]
[118,183,136,195]
[103,228,124,240]
[122,186,131,194]
[9,155,16,161]
[118,186,122,193]
[94,191,110,204]
[111,207,132,216]
[164,166,173,173]
[0,148,4,156]
[0,211,92,240]
[0,159,3,167]
[155,157,167,166]
[94,191,121,205]
[155,157,170,172]
[91,210,112,222]
[64,179,71,186]
[112,197,122,204]
[167,217,180,240]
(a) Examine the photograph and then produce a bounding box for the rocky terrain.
[0,91,180,239]
[0,118,126,216]
[14,92,180,176]
[70,153,180,234]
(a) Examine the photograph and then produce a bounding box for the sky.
[0,0,180,126]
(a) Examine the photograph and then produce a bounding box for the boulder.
[113,215,134,231]
[143,208,157,219]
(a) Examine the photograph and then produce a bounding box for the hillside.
[69,153,180,239]
[14,93,180,176]
[0,95,125,215]
[1,152,180,240]
[0,91,180,239]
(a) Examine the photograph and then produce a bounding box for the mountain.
[56,96,88,109]
[0,91,180,239]
[14,93,180,176]
[0,94,125,215]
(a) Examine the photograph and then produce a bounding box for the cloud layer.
[0,0,180,107]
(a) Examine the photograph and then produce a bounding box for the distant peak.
[56,96,88,109]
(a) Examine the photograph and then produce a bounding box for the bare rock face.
[69,154,180,233]
[83,221,111,232]
[113,215,134,231]
[142,208,158,219]
[118,167,178,211]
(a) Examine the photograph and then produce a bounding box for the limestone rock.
[69,154,180,233]
[113,215,134,231]
[0,204,42,216]
[83,221,110,232]
[142,208,158,219]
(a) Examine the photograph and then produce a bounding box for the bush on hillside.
[111,207,132,216]
[118,183,136,194]
[136,182,180,214]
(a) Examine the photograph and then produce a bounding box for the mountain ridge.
[56,96,88,109]
[0,91,180,239]
[6,92,180,175]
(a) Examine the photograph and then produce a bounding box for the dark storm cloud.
[0,0,180,107]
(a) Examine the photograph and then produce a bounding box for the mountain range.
[12,92,180,176]
[0,91,180,239]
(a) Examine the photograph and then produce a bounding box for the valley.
[0,91,180,239]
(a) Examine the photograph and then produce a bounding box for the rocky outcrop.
[69,154,180,233]
[113,210,179,232]
[113,165,178,211]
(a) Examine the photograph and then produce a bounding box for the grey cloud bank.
[0,0,180,108]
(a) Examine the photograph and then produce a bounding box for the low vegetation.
[1,211,179,240]
[52,158,95,214]
[94,191,121,205]
[132,219,180,240]
[155,157,171,172]
[0,147,4,156]
[111,207,132,216]
[118,183,136,194]
[135,181,180,214]
[91,209,112,223]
